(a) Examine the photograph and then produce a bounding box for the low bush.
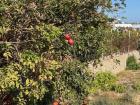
[112,84,126,93]
[93,72,117,91]
[126,56,140,70]
[132,82,140,91]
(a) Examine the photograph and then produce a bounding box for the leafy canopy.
[0,0,126,105]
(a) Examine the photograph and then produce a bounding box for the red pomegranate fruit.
[64,34,71,40]
[52,100,59,105]
[68,39,74,46]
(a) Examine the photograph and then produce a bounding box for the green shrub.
[0,50,49,105]
[93,72,117,91]
[92,72,127,93]
[132,82,140,91]
[112,84,126,93]
[126,56,140,70]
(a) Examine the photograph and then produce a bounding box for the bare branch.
[0,40,34,44]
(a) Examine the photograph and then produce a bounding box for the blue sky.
[117,0,140,23]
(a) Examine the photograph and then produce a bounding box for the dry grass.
[117,71,135,84]
[117,70,140,84]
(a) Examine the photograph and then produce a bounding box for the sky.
[117,0,140,23]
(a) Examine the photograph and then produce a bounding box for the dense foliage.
[0,0,127,105]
